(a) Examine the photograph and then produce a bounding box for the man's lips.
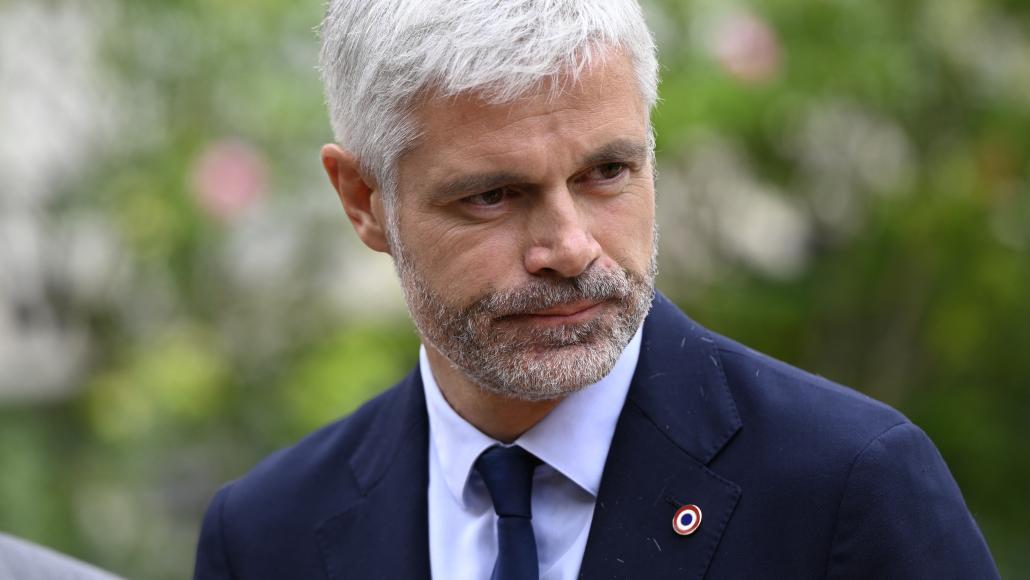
[497,299,606,325]
[528,300,603,317]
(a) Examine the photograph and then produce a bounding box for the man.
[194,0,999,578]
[0,533,122,580]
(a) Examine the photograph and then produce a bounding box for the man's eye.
[599,162,627,179]
[584,162,628,182]
[464,189,507,206]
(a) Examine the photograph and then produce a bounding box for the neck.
[424,345,561,443]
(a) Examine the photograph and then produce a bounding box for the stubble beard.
[391,228,658,402]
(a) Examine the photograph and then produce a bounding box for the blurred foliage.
[0,0,1027,578]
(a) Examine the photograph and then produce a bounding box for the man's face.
[390,52,656,401]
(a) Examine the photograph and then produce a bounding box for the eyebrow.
[429,171,528,203]
[579,138,650,168]
[427,138,649,202]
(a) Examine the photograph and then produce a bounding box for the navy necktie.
[474,445,542,580]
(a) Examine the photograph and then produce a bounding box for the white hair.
[318,0,659,212]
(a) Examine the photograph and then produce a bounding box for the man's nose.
[523,189,602,278]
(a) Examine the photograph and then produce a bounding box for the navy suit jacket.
[194,293,998,579]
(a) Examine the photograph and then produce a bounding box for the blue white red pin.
[672,504,702,536]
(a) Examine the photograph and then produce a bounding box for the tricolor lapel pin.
[672,504,702,536]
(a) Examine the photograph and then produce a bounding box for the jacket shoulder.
[194,371,424,578]
[704,334,999,578]
[218,376,416,539]
[713,333,910,446]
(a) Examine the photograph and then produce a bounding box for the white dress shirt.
[421,326,643,580]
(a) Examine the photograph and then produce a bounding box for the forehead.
[397,53,648,193]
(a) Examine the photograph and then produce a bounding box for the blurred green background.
[0,0,1027,577]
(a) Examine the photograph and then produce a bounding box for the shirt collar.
[421,325,643,508]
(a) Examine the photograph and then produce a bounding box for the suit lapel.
[579,294,743,579]
[315,369,432,580]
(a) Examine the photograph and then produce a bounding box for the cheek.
[591,191,655,270]
[402,217,525,296]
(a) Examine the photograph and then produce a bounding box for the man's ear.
[321,144,391,254]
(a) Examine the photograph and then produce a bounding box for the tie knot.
[474,445,540,518]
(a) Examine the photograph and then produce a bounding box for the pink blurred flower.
[711,12,782,84]
[191,140,268,221]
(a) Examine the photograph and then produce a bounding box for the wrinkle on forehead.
[404,50,641,137]
[397,52,648,197]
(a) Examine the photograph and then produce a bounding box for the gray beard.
[391,228,657,401]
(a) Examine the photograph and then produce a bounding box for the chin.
[469,340,621,402]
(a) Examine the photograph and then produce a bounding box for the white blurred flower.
[657,136,812,281]
[0,210,128,402]
[0,0,122,208]
[211,187,399,360]
[920,2,1030,106]
[786,101,915,235]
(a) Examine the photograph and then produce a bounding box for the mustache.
[473,266,633,318]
